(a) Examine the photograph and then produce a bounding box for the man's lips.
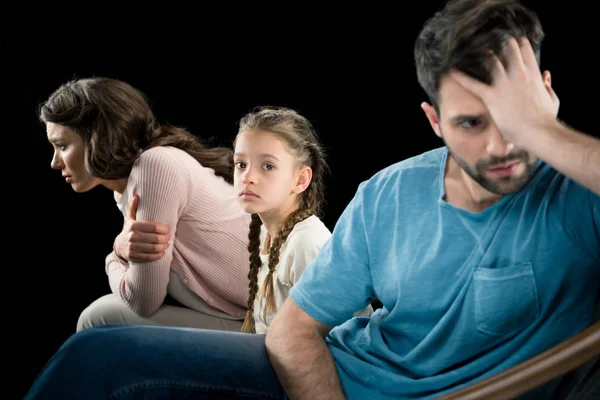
[488,160,520,171]
[487,160,522,177]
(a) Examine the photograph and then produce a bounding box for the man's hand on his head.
[448,36,559,149]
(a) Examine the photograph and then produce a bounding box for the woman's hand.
[114,194,171,262]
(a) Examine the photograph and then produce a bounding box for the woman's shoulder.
[128,147,192,192]
[137,146,229,183]
[134,146,199,174]
[138,146,186,163]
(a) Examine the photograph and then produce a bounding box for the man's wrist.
[517,116,562,153]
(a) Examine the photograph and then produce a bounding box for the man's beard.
[446,146,539,195]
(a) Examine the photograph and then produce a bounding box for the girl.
[43,77,251,332]
[232,106,372,333]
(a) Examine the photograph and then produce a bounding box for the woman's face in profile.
[46,122,101,193]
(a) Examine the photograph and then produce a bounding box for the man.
[266,0,599,399]
[24,0,599,399]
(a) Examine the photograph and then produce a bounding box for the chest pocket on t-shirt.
[473,261,540,337]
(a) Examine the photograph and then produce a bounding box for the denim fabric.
[25,325,284,399]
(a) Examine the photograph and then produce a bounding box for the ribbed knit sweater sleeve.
[105,147,188,316]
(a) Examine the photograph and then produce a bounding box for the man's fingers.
[128,194,139,220]
[518,36,541,72]
[448,67,491,99]
[503,36,526,75]
[486,50,507,85]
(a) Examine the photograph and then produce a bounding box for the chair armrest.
[437,322,600,400]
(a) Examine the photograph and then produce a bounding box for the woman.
[43,77,251,331]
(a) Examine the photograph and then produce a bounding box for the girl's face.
[47,122,101,193]
[233,129,311,220]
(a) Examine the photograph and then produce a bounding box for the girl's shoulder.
[286,215,331,248]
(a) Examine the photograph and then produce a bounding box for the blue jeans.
[25,325,285,399]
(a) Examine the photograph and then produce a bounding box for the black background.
[6,2,598,398]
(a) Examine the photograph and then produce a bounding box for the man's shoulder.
[359,147,446,193]
[532,161,599,206]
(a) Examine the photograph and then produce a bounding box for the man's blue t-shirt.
[289,147,600,399]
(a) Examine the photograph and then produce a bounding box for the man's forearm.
[526,119,600,196]
[266,327,346,400]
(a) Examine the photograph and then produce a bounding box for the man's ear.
[542,70,560,117]
[292,166,313,194]
[543,70,551,87]
[421,102,442,138]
